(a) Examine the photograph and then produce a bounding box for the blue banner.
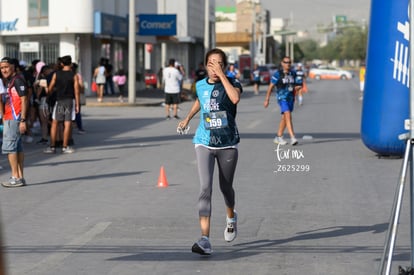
[137,14,177,36]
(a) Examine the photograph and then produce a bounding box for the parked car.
[144,69,157,88]
[258,65,271,84]
[308,66,353,80]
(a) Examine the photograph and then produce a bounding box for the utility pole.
[128,0,136,103]
[204,0,210,55]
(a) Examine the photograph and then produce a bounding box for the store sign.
[20,42,39,53]
[335,15,347,24]
[0,18,18,31]
[137,14,176,36]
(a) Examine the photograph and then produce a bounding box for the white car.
[309,66,353,80]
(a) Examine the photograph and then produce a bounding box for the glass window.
[28,0,48,26]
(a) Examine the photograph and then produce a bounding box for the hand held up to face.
[207,57,225,81]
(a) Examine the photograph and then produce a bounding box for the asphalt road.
[0,78,410,275]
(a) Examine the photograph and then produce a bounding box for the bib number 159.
[203,111,228,130]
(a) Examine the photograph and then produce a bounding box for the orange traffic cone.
[157,166,169,188]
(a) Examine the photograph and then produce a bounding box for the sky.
[215,0,372,33]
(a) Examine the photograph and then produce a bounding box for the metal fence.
[4,42,59,65]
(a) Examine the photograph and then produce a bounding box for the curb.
[85,100,164,107]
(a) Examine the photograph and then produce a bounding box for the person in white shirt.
[162,58,183,119]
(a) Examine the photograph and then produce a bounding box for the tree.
[297,23,368,63]
[297,39,319,61]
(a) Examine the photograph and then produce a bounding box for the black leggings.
[195,146,238,217]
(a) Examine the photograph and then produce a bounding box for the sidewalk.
[85,87,165,107]
[85,87,194,107]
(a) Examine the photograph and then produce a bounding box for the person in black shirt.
[191,62,207,95]
[194,62,207,82]
[43,55,80,154]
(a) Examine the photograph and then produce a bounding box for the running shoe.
[273,136,287,145]
[36,138,48,145]
[224,211,238,242]
[290,137,298,146]
[192,237,212,255]
[1,177,24,188]
[43,146,56,154]
[62,146,75,154]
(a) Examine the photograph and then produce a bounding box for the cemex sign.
[0,18,18,31]
[137,14,176,36]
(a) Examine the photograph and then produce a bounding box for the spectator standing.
[72,62,86,134]
[15,60,35,144]
[163,58,183,119]
[157,67,163,89]
[104,60,115,96]
[34,64,53,144]
[0,57,29,187]
[191,62,207,95]
[0,71,6,146]
[175,61,186,93]
[43,55,80,154]
[93,58,106,102]
[114,69,127,102]
[194,62,207,82]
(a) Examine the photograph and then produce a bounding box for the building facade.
[216,0,277,66]
[152,0,215,80]
[0,0,214,93]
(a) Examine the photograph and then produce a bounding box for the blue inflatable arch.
[361,0,410,156]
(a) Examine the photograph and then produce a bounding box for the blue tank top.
[193,77,242,147]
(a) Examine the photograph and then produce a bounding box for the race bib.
[203,111,228,129]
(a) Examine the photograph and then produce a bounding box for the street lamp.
[250,0,260,69]
[161,0,167,69]
[255,11,267,65]
[273,30,297,61]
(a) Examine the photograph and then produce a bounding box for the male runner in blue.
[264,56,299,146]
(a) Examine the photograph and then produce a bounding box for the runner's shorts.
[278,99,294,114]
